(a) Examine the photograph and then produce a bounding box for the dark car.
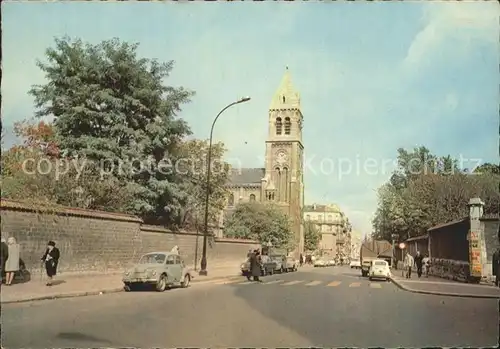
[260,255,277,276]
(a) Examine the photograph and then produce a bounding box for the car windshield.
[374,261,387,266]
[139,253,166,264]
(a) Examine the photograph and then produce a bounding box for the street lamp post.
[199,97,251,276]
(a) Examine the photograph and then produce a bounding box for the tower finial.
[286,66,289,70]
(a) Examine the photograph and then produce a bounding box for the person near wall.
[1,237,9,285]
[404,252,414,279]
[414,251,424,278]
[170,245,179,255]
[422,254,430,278]
[41,241,60,286]
[4,237,20,286]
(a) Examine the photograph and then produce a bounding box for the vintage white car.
[123,251,193,292]
[350,260,361,269]
[314,259,327,267]
[368,259,391,281]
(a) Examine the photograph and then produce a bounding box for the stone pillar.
[468,197,486,279]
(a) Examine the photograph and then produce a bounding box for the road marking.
[281,280,303,286]
[236,281,255,285]
[370,283,382,288]
[349,282,361,288]
[305,281,322,286]
[264,280,284,285]
[327,281,341,287]
[214,279,241,285]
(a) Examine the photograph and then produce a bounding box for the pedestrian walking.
[299,253,303,267]
[422,255,430,278]
[0,237,9,285]
[492,248,500,287]
[41,240,60,286]
[4,237,20,286]
[403,252,414,279]
[249,249,262,282]
[414,251,424,278]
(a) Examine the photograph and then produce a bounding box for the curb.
[1,275,243,305]
[1,287,124,305]
[390,278,500,299]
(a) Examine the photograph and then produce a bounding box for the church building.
[221,68,305,257]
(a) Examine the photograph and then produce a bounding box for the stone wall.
[0,200,259,276]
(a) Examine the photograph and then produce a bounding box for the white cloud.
[403,2,499,69]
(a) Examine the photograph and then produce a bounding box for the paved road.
[2,266,497,348]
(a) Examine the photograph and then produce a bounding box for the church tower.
[261,67,305,256]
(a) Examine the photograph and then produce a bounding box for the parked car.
[270,254,287,273]
[122,251,193,292]
[368,259,391,281]
[285,256,298,272]
[260,255,277,275]
[327,259,336,267]
[350,260,361,269]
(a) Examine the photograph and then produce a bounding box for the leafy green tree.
[373,147,500,241]
[29,37,193,225]
[474,162,500,175]
[1,121,134,211]
[304,220,321,252]
[171,139,230,230]
[224,202,293,248]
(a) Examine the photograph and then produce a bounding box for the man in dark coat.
[493,248,500,287]
[414,251,424,278]
[0,237,8,284]
[249,249,262,282]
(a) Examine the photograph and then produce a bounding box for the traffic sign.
[399,242,406,249]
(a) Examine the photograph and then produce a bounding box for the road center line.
[305,281,322,286]
[370,283,382,288]
[327,281,341,287]
[349,282,361,287]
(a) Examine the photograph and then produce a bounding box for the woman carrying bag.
[41,241,60,286]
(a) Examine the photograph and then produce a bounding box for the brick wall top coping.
[140,224,258,244]
[1,199,143,223]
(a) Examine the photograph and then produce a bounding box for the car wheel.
[124,284,132,292]
[181,274,191,288]
[369,277,373,281]
[269,268,274,275]
[156,274,167,292]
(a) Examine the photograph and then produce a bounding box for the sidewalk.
[1,264,241,304]
[391,274,500,299]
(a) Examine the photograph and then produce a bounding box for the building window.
[228,194,234,206]
[249,194,256,202]
[276,117,283,135]
[328,215,333,222]
[284,117,291,135]
[282,96,286,103]
[306,215,311,220]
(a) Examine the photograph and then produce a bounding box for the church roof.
[226,168,265,186]
[269,67,301,110]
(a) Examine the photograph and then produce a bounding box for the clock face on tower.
[276,150,288,165]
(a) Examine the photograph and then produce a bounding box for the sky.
[2,2,499,236]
